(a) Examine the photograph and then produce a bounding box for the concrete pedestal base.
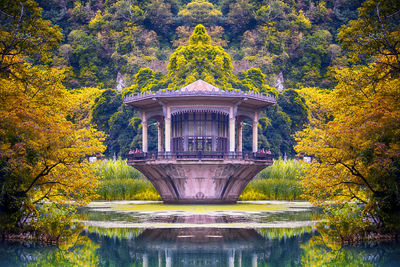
[128,158,272,203]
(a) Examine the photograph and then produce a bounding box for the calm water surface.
[1,201,399,266]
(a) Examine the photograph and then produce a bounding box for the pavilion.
[124,80,276,203]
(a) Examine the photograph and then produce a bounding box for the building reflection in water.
[86,215,314,266]
[3,213,395,266]
[136,228,267,267]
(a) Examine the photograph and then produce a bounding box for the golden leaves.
[295,56,400,208]
[0,56,105,207]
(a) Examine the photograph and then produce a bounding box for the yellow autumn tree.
[0,59,105,232]
[295,57,400,235]
[0,1,105,236]
[295,0,400,239]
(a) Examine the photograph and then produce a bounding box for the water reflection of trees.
[0,235,99,267]
[27,236,99,267]
[2,225,399,266]
[301,236,373,267]
[300,225,400,267]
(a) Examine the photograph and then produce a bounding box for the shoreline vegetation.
[95,158,161,201]
[96,158,304,201]
[240,158,304,201]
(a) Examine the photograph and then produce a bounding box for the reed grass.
[97,178,161,200]
[239,178,303,200]
[95,158,160,200]
[96,158,144,180]
[87,227,144,240]
[257,158,304,180]
[256,227,313,241]
[239,159,305,200]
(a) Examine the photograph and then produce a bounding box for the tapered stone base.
[128,158,273,203]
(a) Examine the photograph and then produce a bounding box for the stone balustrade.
[124,89,276,104]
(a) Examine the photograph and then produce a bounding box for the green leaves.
[178,0,222,26]
[338,0,400,68]
[167,24,234,89]
[0,0,62,76]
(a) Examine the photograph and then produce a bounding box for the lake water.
[1,201,399,266]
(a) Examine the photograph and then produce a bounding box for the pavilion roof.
[124,79,276,109]
[177,80,222,93]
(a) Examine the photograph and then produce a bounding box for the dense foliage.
[0,0,105,240]
[4,0,399,243]
[36,0,363,90]
[32,0,363,158]
[295,0,400,240]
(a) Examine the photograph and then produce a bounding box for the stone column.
[165,107,171,152]
[142,112,148,153]
[252,112,259,153]
[237,121,243,152]
[229,107,236,152]
[165,250,172,267]
[143,253,148,267]
[158,251,162,267]
[212,114,217,151]
[184,116,189,151]
[238,251,242,267]
[251,253,257,267]
[228,250,235,267]
[157,121,163,152]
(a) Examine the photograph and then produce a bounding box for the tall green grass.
[239,179,303,200]
[96,158,144,180]
[95,158,161,200]
[240,159,305,200]
[257,158,304,180]
[97,179,161,200]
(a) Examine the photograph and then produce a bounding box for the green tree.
[278,89,308,133]
[144,0,174,37]
[167,24,234,89]
[338,0,400,73]
[178,0,222,26]
[0,0,62,76]
[225,0,257,37]
[92,89,123,133]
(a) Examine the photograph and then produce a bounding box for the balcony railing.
[127,151,273,161]
[124,88,276,104]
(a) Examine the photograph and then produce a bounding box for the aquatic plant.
[239,178,303,201]
[239,159,305,200]
[96,179,161,201]
[257,158,304,180]
[96,158,144,180]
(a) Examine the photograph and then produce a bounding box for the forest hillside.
[35,0,363,158]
